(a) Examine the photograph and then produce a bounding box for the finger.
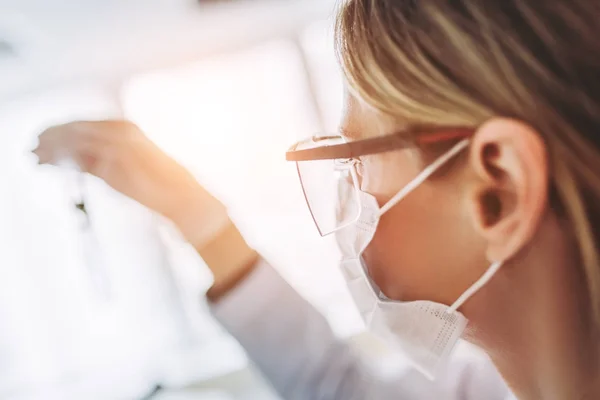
[71,120,141,146]
[35,120,142,155]
[34,122,112,164]
[32,124,74,163]
[34,136,109,175]
[35,120,119,149]
[32,147,54,165]
[33,120,143,180]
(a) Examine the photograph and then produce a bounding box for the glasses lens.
[295,137,361,236]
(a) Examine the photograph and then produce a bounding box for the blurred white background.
[0,1,372,399]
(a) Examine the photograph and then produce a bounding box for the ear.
[466,118,549,263]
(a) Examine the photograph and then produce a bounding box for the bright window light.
[122,33,363,338]
[0,86,201,399]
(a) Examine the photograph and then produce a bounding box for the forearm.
[198,221,259,301]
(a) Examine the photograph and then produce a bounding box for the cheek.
[363,179,487,305]
[359,150,421,200]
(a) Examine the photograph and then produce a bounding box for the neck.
[464,217,600,400]
[480,289,600,400]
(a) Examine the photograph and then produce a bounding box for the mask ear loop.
[447,261,503,313]
[379,139,471,216]
[369,138,502,314]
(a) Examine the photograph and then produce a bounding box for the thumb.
[32,146,75,167]
[32,139,105,177]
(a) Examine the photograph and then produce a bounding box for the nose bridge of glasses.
[333,157,359,168]
[333,158,362,189]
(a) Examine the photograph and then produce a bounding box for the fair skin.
[34,96,600,399]
[345,97,600,400]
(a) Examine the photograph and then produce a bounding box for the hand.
[32,120,230,250]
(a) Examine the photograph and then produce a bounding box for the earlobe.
[467,118,549,263]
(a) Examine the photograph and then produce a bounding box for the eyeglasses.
[286,128,473,236]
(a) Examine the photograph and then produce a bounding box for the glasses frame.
[287,128,474,237]
[286,128,473,162]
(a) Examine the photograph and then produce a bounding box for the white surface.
[3,336,250,400]
[176,367,281,400]
[152,390,233,400]
[0,85,253,399]
[0,2,345,398]
[121,35,361,338]
[0,0,337,102]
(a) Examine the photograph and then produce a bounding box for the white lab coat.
[210,259,515,400]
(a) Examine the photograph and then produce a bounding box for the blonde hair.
[335,0,600,325]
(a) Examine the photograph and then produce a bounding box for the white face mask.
[335,139,503,379]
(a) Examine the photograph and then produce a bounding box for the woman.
[34,0,600,399]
